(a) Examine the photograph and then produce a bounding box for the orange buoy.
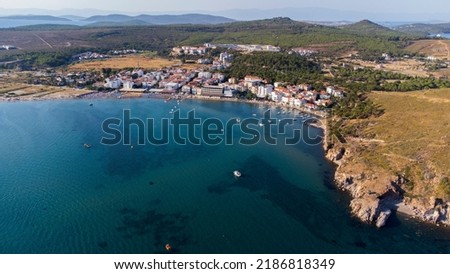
[165,244,172,252]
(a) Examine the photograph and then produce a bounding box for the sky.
[0,0,450,21]
[0,0,448,14]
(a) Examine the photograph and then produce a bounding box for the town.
[0,43,343,115]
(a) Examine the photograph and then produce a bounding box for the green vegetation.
[227,52,321,83]
[332,91,383,119]
[330,67,450,92]
[10,49,85,69]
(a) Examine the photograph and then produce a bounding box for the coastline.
[0,90,328,127]
[323,129,450,228]
[2,89,445,229]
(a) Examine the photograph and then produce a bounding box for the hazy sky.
[0,0,449,14]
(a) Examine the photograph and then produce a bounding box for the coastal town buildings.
[14,43,345,112]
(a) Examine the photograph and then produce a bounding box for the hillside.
[340,20,406,37]
[326,89,450,226]
[407,39,450,59]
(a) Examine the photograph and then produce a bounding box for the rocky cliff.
[324,138,450,228]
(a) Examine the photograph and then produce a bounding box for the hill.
[85,20,151,27]
[340,20,405,37]
[84,13,235,25]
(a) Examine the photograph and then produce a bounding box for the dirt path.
[437,40,450,59]
[33,34,53,49]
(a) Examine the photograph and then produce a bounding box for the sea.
[0,98,449,254]
[429,33,450,39]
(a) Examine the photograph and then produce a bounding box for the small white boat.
[259,123,264,127]
[236,118,241,123]
[233,170,242,177]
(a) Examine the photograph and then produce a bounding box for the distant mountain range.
[0,13,235,28]
[84,14,235,25]
[0,11,450,37]
[2,6,450,22]
[0,15,71,21]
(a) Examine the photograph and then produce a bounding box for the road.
[33,34,53,49]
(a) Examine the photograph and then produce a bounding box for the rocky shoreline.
[323,137,450,228]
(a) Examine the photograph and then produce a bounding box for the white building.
[164,82,180,90]
[104,78,122,89]
[244,76,263,87]
[122,80,134,90]
[294,98,303,107]
[326,86,335,94]
[271,91,282,102]
[281,96,290,105]
[181,85,192,93]
[198,71,212,79]
[257,84,273,98]
[223,88,234,97]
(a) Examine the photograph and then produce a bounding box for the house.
[305,103,318,110]
[316,99,333,107]
[298,84,313,91]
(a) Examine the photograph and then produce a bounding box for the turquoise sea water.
[0,99,449,254]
